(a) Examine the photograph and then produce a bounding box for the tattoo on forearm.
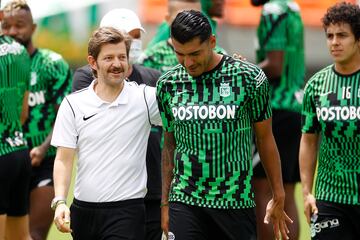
[161,133,175,203]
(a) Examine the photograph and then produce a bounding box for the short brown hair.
[88,27,132,61]
[88,27,132,77]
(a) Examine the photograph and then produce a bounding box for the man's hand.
[30,145,47,166]
[264,198,293,240]
[54,203,72,233]
[303,193,318,224]
[161,204,169,236]
[232,53,247,61]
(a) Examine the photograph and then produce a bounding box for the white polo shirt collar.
[89,79,129,107]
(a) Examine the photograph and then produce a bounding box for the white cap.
[100,8,145,33]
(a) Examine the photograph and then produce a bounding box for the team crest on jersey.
[219,83,231,97]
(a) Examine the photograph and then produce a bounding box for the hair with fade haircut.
[88,27,132,77]
[170,9,211,44]
[322,2,360,40]
[3,0,32,15]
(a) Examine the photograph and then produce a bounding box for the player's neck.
[334,54,360,75]
[205,52,222,73]
[27,41,36,55]
[93,79,124,103]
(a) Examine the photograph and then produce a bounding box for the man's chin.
[14,38,28,47]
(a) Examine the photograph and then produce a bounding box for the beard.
[13,37,31,48]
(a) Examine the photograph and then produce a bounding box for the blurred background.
[1,0,359,79]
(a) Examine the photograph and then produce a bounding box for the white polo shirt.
[51,80,162,202]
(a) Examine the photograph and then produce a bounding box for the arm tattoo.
[161,132,176,203]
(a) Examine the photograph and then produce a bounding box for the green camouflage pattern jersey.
[256,0,305,112]
[156,55,272,209]
[139,40,227,74]
[0,35,30,156]
[23,49,72,157]
[302,65,360,205]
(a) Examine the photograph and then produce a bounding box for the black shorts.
[169,202,256,240]
[145,199,161,240]
[70,198,145,240]
[310,200,360,240]
[253,109,301,183]
[30,155,54,190]
[0,149,31,216]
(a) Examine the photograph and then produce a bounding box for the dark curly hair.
[322,2,360,40]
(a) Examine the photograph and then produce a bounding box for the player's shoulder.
[147,40,170,51]
[35,48,70,73]
[157,64,183,83]
[67,86,89,99]
[263,0,297,15]
[36,48,65,62]
[0,36,28,57]
[139,40,170,61]
[304,65,333,91]
[308,65,333,84]
[223,55,263,76]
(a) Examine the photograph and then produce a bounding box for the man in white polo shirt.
[50,27,162,240]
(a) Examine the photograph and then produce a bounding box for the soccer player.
[51,27,162,239]
[1,1,72,239]
[139,0,202,74]
[72,8,163,240]
[250,0,305,239]
[157,10,291,240]
[300,2,360,239]
[145,0,224,49]
[0,2,32,239]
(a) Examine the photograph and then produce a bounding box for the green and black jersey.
[302,65,360,205]
[23,49,72,157]
[0,35,30,156]
[157,55,272,209]
[256,0,305,112]
[139,40,227,74]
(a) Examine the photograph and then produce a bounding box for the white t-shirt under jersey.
[51,80,162,202]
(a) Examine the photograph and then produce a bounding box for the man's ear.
[31,23,37,35]
[165,12,171,25]
[87,55,97,71]
[209,34,216,49]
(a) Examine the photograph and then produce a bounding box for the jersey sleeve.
[144,86,162,126]
[301,80,320,133]
[261,6,288,51]
[16,46,31,116]
[156,77,174,132]
[249,69,272,122]
[51,97,78,148]
[19,48,31,92]
[47,54,72,105]
[138,50,158,70]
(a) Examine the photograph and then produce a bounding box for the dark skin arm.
[20,91,29,125]
[161,131,176,236]
[254,117,292,240]
[299,133,319,223]
[258,51,284,81]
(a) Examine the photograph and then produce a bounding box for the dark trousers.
[70,198,145,240]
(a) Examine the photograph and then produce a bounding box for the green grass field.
[47,182,310,240]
